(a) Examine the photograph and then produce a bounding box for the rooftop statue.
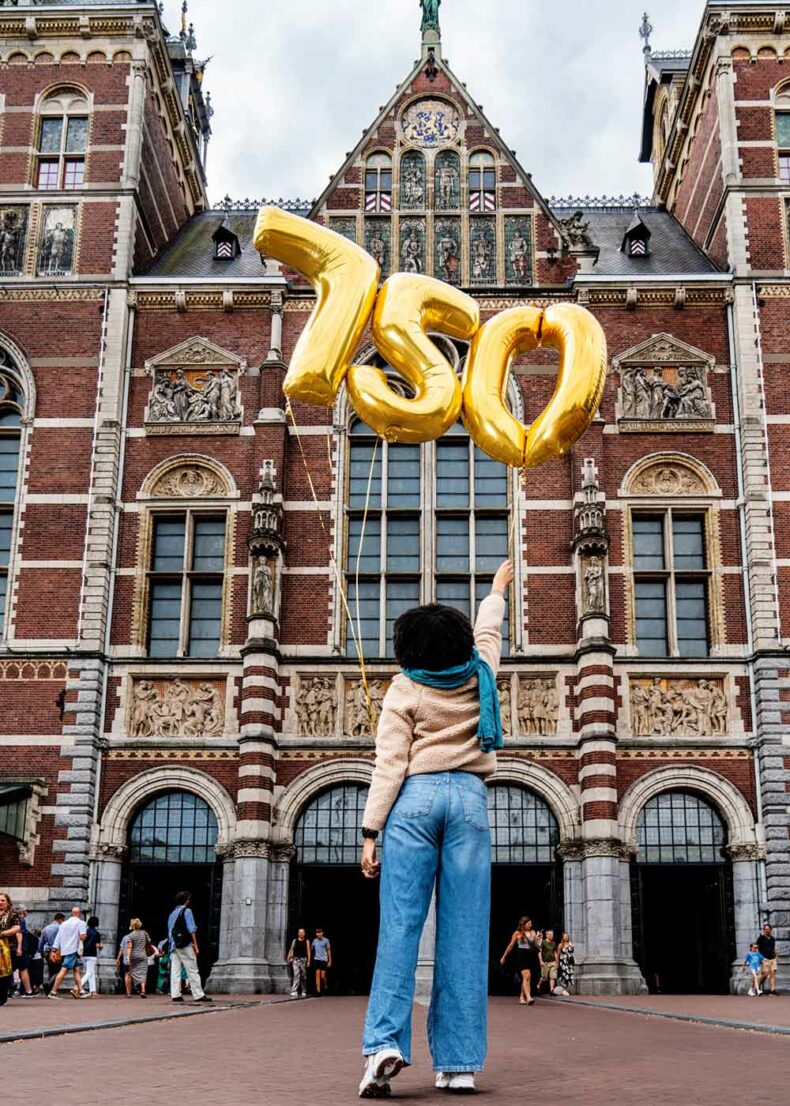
[421,0,441,34]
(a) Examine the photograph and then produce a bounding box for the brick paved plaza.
[1,995,788,1105]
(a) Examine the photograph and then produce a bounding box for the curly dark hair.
[393,603,474,671]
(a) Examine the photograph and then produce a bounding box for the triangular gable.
[145,335,247,373]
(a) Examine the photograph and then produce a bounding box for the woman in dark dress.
[500,916,539,1005]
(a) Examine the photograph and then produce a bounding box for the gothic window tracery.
[0,348,24,633]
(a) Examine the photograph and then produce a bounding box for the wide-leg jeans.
[362,771,491,1073]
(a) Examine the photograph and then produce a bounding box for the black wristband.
[361,827,379,840]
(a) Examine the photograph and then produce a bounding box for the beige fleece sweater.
[362,591,506,832]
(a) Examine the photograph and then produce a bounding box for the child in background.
[743,943,764,996]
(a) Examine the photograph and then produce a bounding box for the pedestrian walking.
[48,906,86,1000]
[80,916,102,998]
[556,932,575,996]
[358,559,513,1098]
[167,891,212,1004]
[0,891,21,1006]
[743,943,764,996]
[38,912,65,994]
[539,928,559,996]
[287,927,311,997]
[123,918,154,997]
[757,924,778,996]
[12,905,34,998]
[500,917,539,1005]
[312,928,332,994]
[28,929,44,994]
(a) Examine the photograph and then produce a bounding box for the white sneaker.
[436,1072,476,1094]
[748,987,756,996]
[359,1049,403,1098]
[756,988,763,996]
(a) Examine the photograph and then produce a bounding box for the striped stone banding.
[579,750,617,769]
[582,800,619,821]
[236,801,271,821]
[580,773,618,791]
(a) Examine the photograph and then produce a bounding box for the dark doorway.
[632,863,732,994]
[489,863,563,994]
[289,864,380,995]
[119,791,222,985]
[631,790,734,994]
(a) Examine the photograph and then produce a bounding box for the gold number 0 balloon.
[462,303,607,468]
[347,273,479,443]
[253,207,379,406]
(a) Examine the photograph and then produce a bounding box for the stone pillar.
[90,844,125,991]
[729,847,763,993]
[558,847,585,955]
[266,292,283,362]
[264,845,295,993]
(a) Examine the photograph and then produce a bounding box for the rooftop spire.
[639,11,653,57]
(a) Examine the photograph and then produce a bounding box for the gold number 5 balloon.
[254,207,607,465]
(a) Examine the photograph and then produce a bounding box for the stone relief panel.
[400,150,426,210]
[504,216,533,285]
[434,150,461,210]
[37,205,76,277]
[364,218,391,277]
[434,217,461,284]
[328,217,357,242]
[144,337,245,435]
[129,677,225,738]
[345,678,389,736]
[614,334,715,433]
[516,677,560,736]
[630,676,728,737]
[0,206,28,277]
[295,677,337,737]
[497,679,512,736]
[149,463,230,498]
[628,464,707,497]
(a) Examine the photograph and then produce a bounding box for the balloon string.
[285,400,374,733]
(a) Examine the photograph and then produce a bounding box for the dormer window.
[622,213,651,258]
[212,223,240,261]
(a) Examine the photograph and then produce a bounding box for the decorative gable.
[144,337,246,436]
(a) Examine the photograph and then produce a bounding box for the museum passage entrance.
[291,783,380,995]
[120,791,222,984]
[631,791,735,994]
[488,784,563,995]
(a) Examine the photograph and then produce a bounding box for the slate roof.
[142,205,721,280]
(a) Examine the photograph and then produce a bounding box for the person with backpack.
[167,891,211,1004]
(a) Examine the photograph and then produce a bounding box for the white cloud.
[174,0,705,204]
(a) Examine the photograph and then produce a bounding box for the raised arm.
[474,560,513,673]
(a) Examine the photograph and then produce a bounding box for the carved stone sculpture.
[252,556,274,616]
[130,677,224,737]
[629,465,705,496]
[151,465,227,498]
[560,210,594,249]
[517,678,559,736]
[147,366,241,426]
[345,678,387,736]
[296,677,337,737]
[497,679,512,736]
[630,677,727,736]
[620,365,712,423]
[584,556,605,614]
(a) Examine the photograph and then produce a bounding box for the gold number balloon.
[346,274,480,443]
[256,206,607,464]
[253,207,379,406]
[462,303,607,468]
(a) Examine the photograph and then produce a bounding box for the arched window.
[468,150,496,212]
[128,791,219,865]
[0,348,24,631]
[364,152,392,213]
[294,784,369,865]
[637,791,726,864]
[487,784,559,864]
[345,351,512,659]
[775,85,790,182]
[36,88,89,190]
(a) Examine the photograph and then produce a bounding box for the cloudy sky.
[172,0,706,205]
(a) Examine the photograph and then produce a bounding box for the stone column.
[728,845,764,993]
[264,844,295,992]
[90,844,126,991]
[266,292,283,363]
[558,844,585,956]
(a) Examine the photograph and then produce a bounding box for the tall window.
[294,784,369,865]
[128,791,218,865]
[147,512,226,657]
[468,150,496,212]
[346,415,511,658]
[364,152,392,213]
[637,791,725,864]
[36,90,89,191]
[0,351,23,632]
[632,512,709,657]
[777,101,790,182]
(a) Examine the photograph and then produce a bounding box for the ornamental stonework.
[129,677,225,738]
[295,676,337,737]
[630,677,728,737]
[345,678,388,736]
[400,98,462,147]
[613,333,715,433]
[144,337,245,435]
[516,677,560,736]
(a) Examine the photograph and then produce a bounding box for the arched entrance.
[290,782,380,995]
[487,783,562,994]
[630,790,735,994]
[119,791,223,982]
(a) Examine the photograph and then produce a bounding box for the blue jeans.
[363,771,491,1073]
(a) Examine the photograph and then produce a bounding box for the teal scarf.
[402,647,503,753]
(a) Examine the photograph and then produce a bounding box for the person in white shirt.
[48,906,87,1000]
